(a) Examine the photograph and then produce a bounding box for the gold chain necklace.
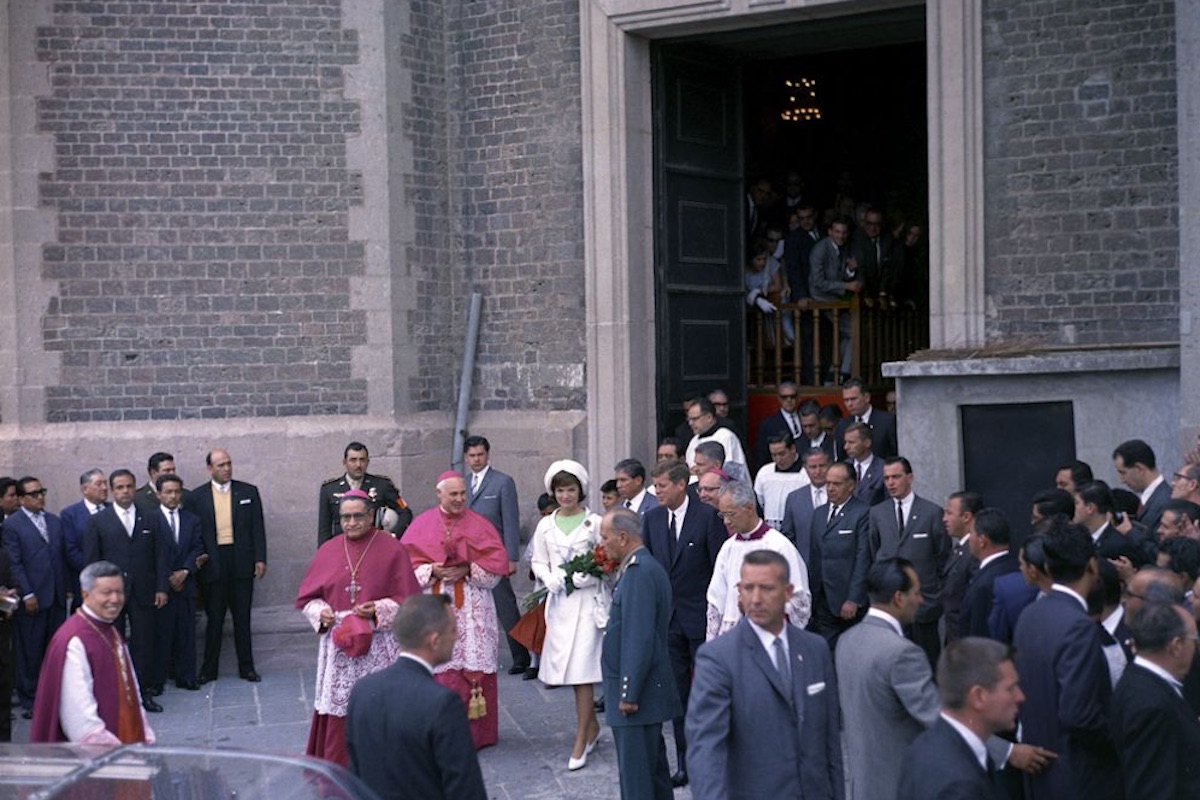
[76,610,136,707]
[343,529,380,605]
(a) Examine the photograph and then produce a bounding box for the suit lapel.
[741,621,793,706]
[787,626,807,720]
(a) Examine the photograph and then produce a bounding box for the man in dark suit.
[133,451,187,514]
[346,594,487,800]
[687,549,843,799]
[153,473,205,692]
[83,468,170,712]
[989,533,1049,643]
[2,476,68,718]
[0,477,19,523]
[941,490,982,644]
[599,508,681,800]
[898,638,1027,800]
[1014,521,1120,800]
[958,509,1018,639]
[1074,480,1145,564]
[318,441,409,545]
[59,468,109,609]
[614,458,660,516]
[783,208,820,385]
[869,457,951,668]
[184,448,267,683]
[462,435,527,675]
[780,447,831,558]
[1114,439,1171,536]
[754,381,803,469]
[843,422,884,507]
[641,459,726,787]
[1110,601,1200,799]
[0,540,17,740]
[834,378,898,461]
[808,462,870,647]
[796,400,835,461]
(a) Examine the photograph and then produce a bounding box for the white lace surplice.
[413,562,501,674]
[302,597,401,717]
[704,528,812,640]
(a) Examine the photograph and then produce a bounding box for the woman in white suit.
[530,460,605,770]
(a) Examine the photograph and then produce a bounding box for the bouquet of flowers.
[524,544,619,611]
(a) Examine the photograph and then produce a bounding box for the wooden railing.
[748,297,927,390]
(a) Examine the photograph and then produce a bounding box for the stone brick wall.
[37,0,368,422]
[443,0,587,412]
[982,0,1179,346]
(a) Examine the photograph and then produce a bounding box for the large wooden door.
[654,45,745,437]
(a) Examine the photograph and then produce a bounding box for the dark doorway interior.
[653,6,928,441]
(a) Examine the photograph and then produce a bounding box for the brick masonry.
[36,0,368,422]
[982,0,1179,346]
[440,0,587,413]
[31,0,588,423]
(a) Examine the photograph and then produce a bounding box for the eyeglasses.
[687,414,705,422]
[778,393,798,400]
[1173,473,1192,481]
[23,489,47,498]
[717,510,742,520]
[339,512,368,522]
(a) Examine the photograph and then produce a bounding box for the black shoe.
[670,770,688,788]
[20,709,32,720]
[507,664,529,675]
[239,670,262,683]
[176,681,200,691]
[197,673,217,685]
[593,697,605,713]
[523,667,539,681]
[146,685,164,697]
[142,697,163,713]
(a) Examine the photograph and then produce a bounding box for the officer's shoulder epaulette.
[369,472,397,486]
[321,475,344,486]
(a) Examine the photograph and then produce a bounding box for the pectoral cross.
[347,578,362,605]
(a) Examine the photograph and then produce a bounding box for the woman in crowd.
[530,461,605,770]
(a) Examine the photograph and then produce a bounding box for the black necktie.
[668,512,678,560]
[896,500,905,532]
[829,504,838,524]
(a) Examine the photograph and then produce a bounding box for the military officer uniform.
[317,472,412,546]
[602,547,681,800]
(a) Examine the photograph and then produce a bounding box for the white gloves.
[544,568,568,594]
[755,297,777,314]
[572,573,596,590]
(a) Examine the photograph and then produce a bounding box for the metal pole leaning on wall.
[451,291,484,473]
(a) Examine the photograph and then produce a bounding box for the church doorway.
[652,5,929,440]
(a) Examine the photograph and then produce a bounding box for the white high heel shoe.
[568,732,601,770]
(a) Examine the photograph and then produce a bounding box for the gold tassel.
[467,683,487,720]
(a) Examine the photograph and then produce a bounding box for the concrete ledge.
[883,346,1180,378]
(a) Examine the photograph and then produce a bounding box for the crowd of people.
[5,384,1200,800]
[744,173,926,381]
[0,448,266,746]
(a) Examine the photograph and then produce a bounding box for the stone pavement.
[11,605,695,800]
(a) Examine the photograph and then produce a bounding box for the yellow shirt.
[213,483,234,546]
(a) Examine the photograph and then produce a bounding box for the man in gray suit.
[837,559,1051,800]
[780,447,831,559]
[687,549,843,800]
[868,457,951,668]
[809,462,870,647]
[808,216,862,381]
[462,435,527,674]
